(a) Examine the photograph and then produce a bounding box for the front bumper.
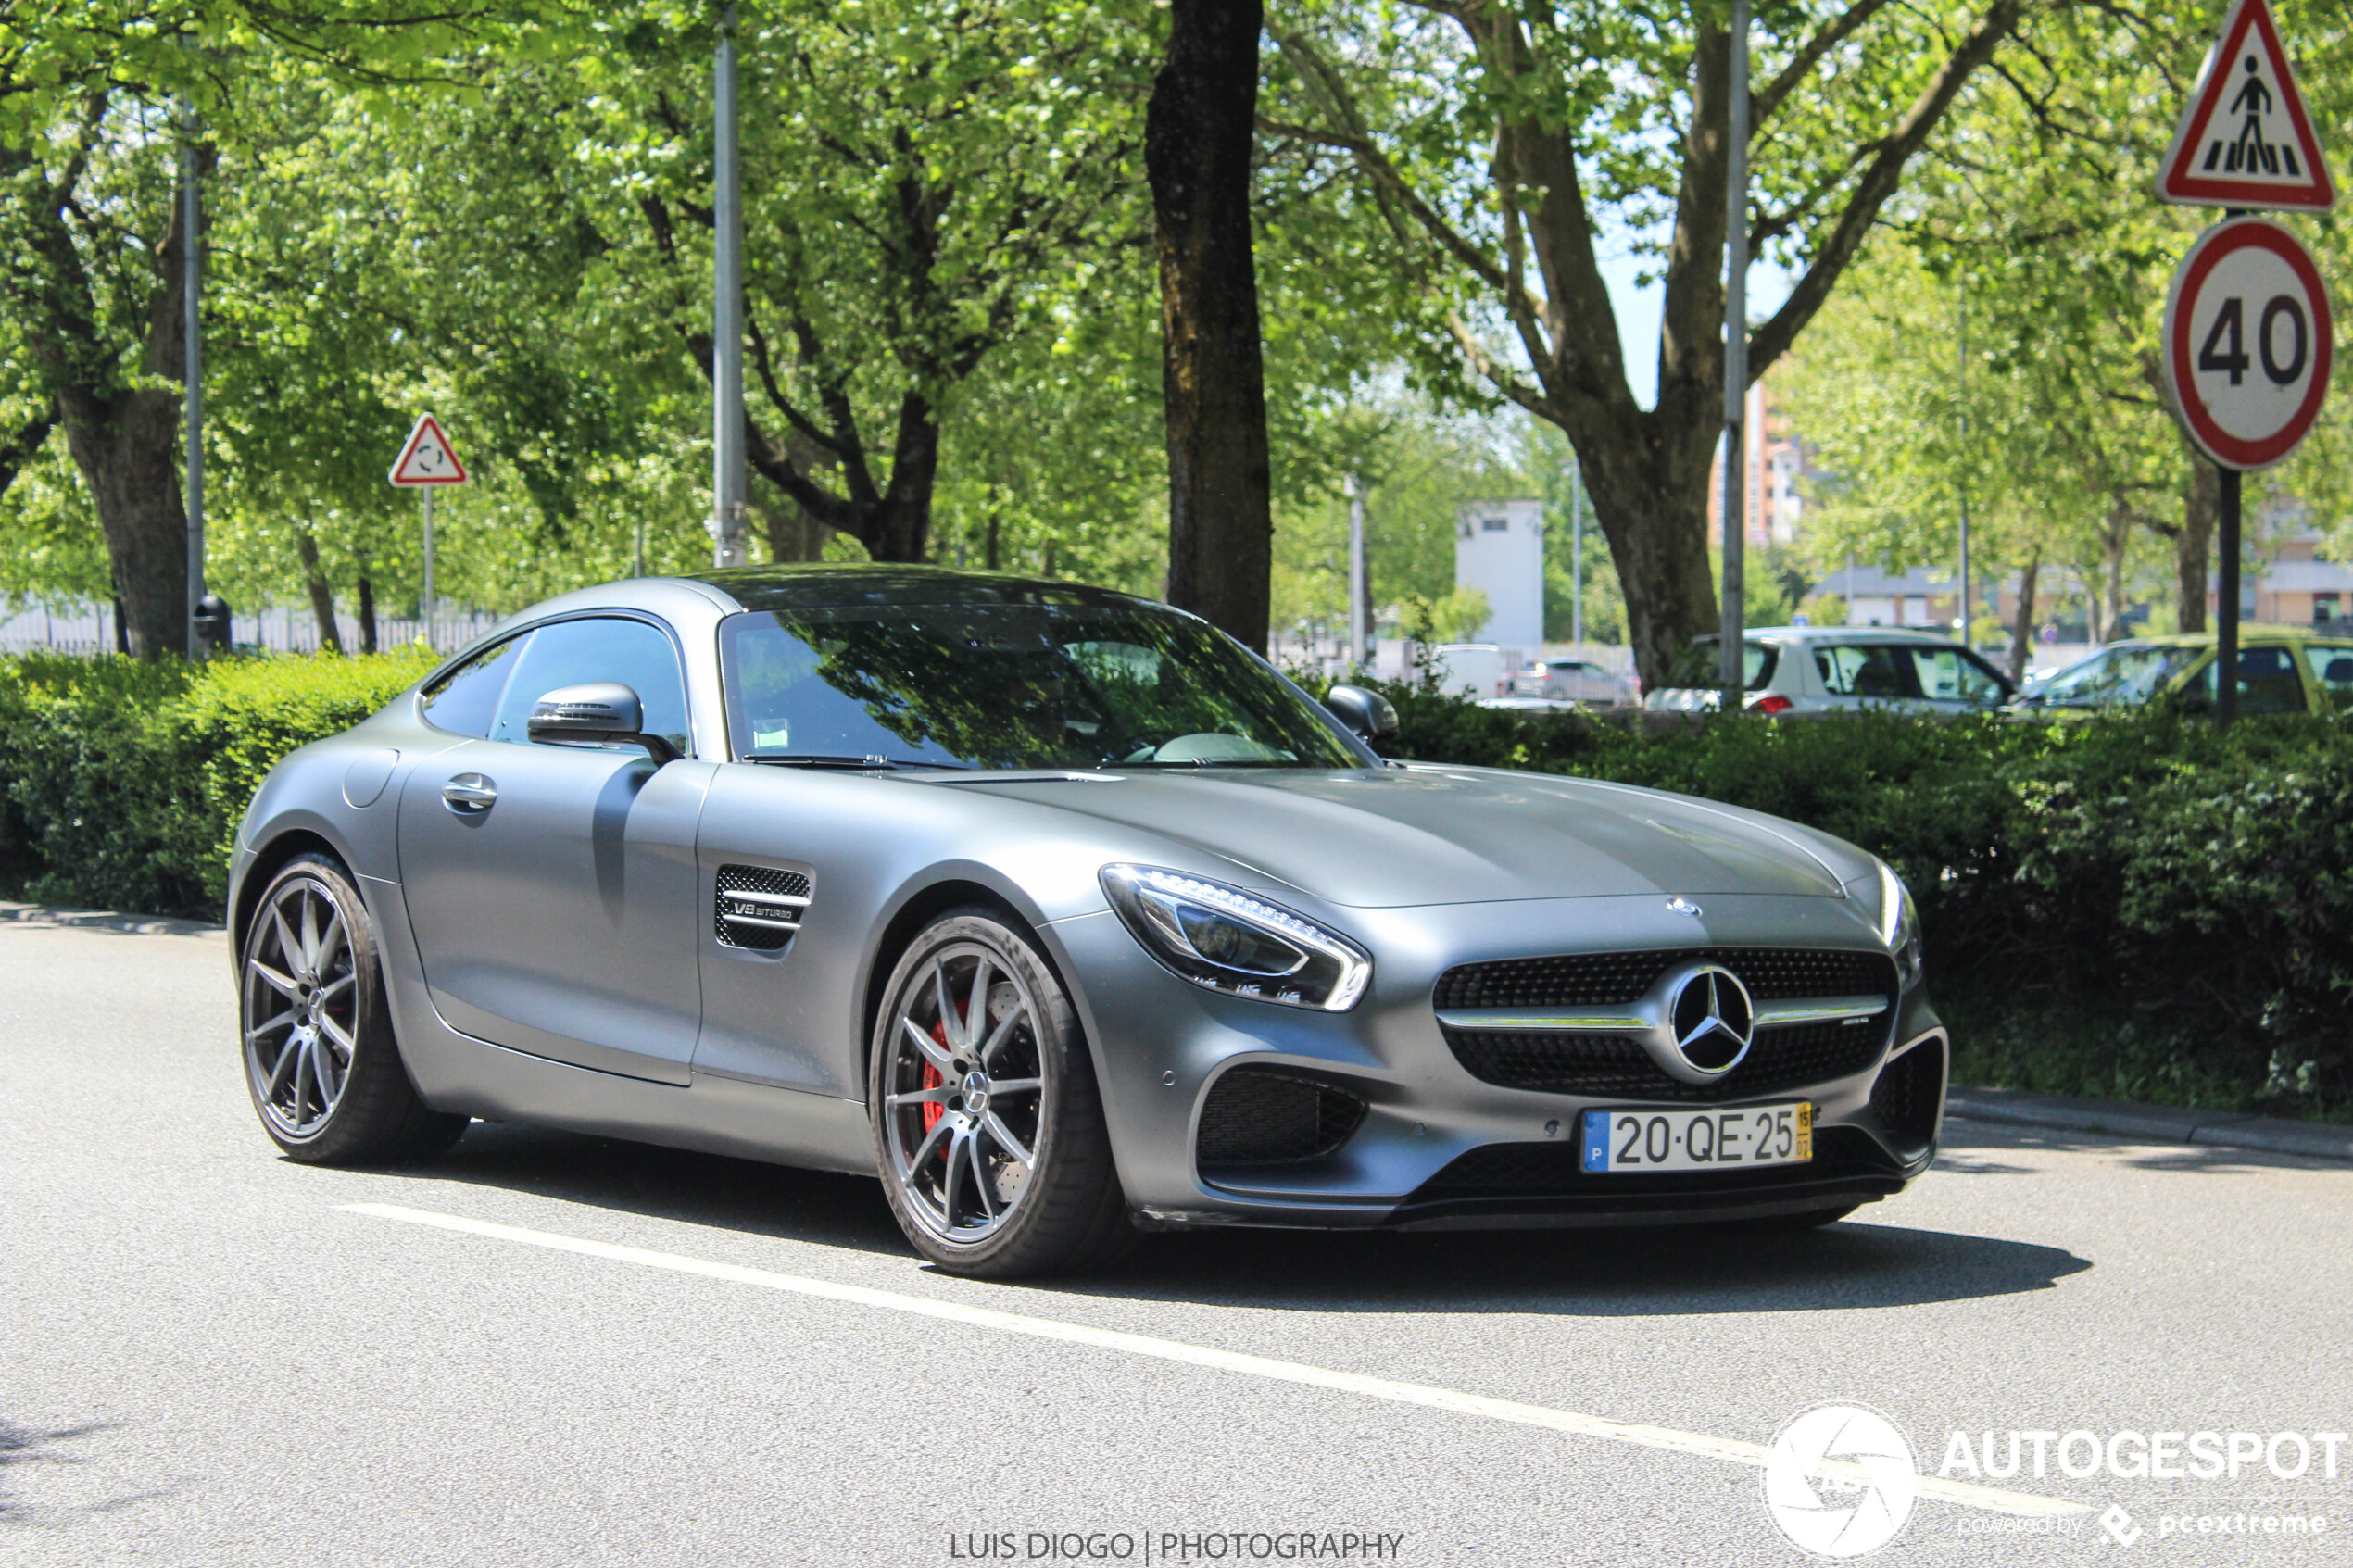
[1044,891,1944,1231]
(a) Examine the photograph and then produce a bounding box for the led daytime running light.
[1100,864,1373,1011]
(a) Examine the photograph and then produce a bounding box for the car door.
[397,615,713,1085]
[1811,643,1918,710]
[2299,642,2353,712]
[1900,645,2012,713]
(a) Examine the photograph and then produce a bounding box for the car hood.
[948,766,1851,908]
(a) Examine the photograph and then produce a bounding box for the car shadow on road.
[386,1120,2092,1319]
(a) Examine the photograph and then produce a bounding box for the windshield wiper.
[744,753,972,771]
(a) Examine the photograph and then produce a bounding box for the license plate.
[1580,1102,1811,1173]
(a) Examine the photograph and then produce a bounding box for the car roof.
[681,563,1164,615]
[2093,625,2334,647]
[1695,625,1970,646]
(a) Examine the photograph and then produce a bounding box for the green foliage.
[0,648,433,913]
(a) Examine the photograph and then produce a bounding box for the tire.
[869,909,1133,1279]
[238,852,468,1165]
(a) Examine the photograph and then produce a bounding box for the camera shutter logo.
[1763,1404,1919,1558]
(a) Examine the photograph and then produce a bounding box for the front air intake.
[713,864,812,952]
[1197,1069,1366,1167]
[1869,1038,1946,1152]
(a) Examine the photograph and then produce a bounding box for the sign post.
[2154,0,2334,725]
[388,413,469,647]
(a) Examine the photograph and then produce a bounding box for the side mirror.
[1326,684,1399,742]
[526,682,681,763]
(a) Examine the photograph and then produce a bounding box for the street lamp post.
[711,5,748,569]
[182,103,205,659]
[1719,0,1750,710]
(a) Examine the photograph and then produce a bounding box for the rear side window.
[418,634,530,737]
[1904,646,2009,705]
[1814,645,1914,699]
[2302,643,2353,709]
[2183,646,2307,716]
[487,617,692,754]
[1665,639,1777,690]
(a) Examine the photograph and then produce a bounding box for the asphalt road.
[4,914,2347,1568]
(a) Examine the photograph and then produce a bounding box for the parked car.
[1646,626,2016,715]
[229,566,1945,1279]
[1513,656,1640,706]
[2013,628,2353,717]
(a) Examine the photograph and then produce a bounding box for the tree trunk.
[2103,506,2129,642]
[1147,0,1274,652]
[2177,456,2217,633]
[57,394,190,659]
[356,561,378,655]
[292,526,345,654]
[985,507,1001,571]
[2008,549,2040,684]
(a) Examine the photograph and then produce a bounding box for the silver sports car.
[229,566,1945,1277]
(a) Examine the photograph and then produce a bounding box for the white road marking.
[343,1200,2087,1518]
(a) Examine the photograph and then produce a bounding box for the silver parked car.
[1646,626,2015,714]
[230,567,1946,1278]
[1513,656,1640,706]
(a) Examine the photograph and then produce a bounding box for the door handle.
[442,773,497,813]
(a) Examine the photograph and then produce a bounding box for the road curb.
[1948,1085,2353,1162]
[0,900,224,938]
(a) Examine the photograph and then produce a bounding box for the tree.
[1148,0,1277,651]
[1258,0,2026,685]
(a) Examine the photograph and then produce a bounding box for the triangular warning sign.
[388,413,469,485]
[2158,0,2334,210]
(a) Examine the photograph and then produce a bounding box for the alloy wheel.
[242,874,359,1140]
[880,942,1047,1244]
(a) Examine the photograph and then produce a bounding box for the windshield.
[2032,643,2204,708]
[718,602,1365,770]
[1664,638,1778,691]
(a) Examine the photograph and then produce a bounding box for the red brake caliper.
[920,1014,956,1146]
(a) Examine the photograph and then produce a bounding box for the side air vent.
[1869,1037,1946,1153]
[1197,1068,1367,1168]
[714,864,812,952]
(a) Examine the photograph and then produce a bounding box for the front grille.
[1442,1018,1886,1101]
[1413,1125,1896,1199]
[1869,1038,1946,1150]
[1435,947,1897,1010]
[1435,947,1896,1102]
[1197,1069,1366,1166]
[713,864,812,952]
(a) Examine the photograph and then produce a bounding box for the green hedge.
[5,651,2346,1118]
[0,649,434,916]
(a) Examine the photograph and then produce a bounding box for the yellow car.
[2014,627,2353,717]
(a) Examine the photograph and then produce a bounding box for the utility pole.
[1718,0,1749,710]
[1957,277,1971,649]
[1344,474,1366,667]
[710,4,748,569]
[1568,461,1584,650]
[182,101,205,659]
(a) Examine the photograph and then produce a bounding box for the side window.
[1906,646,2007,705]
[1815,645,1916,699]
[2302,644,2353,710]
[487,617,692,754]
[2183,646,2306,715]
[418,633,531,737]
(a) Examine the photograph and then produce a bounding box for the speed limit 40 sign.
[2162,216,2334,470]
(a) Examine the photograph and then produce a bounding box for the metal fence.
[0,600,503,658]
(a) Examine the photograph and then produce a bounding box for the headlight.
[1877,860,1923,987]
[1100,864,1372,1011]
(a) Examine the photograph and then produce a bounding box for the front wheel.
[869,910,1132,1278]
[239,853,468,1165]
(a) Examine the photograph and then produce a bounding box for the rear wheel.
[870,910,1131,1278]
[240,853,467,1164]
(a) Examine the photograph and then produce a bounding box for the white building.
[1455,498,1545,651]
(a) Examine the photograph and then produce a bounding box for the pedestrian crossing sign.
[2157,0,2334,210]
